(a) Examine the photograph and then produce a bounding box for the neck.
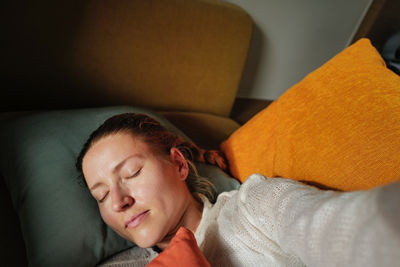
[156,195,203,250]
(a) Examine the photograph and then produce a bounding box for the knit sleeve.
[238,174,400,267]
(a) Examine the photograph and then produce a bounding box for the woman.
[77,113,400,266]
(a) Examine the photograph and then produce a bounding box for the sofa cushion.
[161,111,240,149]
[0,175,28,265]
[221,38,400,191]
[1,0,252,116]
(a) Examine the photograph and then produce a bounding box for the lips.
[125,210,149,229]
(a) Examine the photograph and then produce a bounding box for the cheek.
[99,206,121,229]
[133,168,170,199]
[135,172,180,207]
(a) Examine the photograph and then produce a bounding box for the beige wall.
[225,0,373,100]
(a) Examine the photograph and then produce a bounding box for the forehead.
[82,133,153,184]
[83,131,170,168]
[83,133,147,167]
[94,131,164,153]
[96,131,144,149]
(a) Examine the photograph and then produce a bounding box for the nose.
[111,186,134,212]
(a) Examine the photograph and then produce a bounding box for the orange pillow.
[221,38,400,191]
[147,227,210,267]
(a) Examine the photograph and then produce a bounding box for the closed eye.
[126,168,142,179]
[99,192,109,203]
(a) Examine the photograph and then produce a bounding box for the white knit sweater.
[99,174,400,267]
[195,174,400,267]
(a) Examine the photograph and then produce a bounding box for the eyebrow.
[89,154,143,192]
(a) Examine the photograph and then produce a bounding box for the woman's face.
[82,132,201,249]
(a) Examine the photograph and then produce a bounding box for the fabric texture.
[147,227,211,267]
[221,38,400,191]
[0,106,239,267]
[2,0,252,116]
[161,111,240,149]
[97,247,158,267]
[195,174,400,267]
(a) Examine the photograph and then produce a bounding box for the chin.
[133,236,161,249]
[134,240,155,248]
[128,229,162,248]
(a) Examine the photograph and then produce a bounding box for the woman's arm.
[239,174,400,267]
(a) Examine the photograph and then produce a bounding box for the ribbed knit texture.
[97,247,157,267]
[195,174,400,267]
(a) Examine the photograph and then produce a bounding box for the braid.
[174,137,228,172]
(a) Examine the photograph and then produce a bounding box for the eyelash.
[99,192,108,203]
[127,168,142,179]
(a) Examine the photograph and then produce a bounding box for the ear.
[169,147,189,181]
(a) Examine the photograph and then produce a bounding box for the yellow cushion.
[221,38,400,191]
[161,111,240,149]
[2,0,252,116]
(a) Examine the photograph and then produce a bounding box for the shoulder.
[238,174,308,202]
[203,174,307,216]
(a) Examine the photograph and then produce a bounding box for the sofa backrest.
[1,0,252,117]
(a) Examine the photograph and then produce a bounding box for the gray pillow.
[0,106,239,267]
